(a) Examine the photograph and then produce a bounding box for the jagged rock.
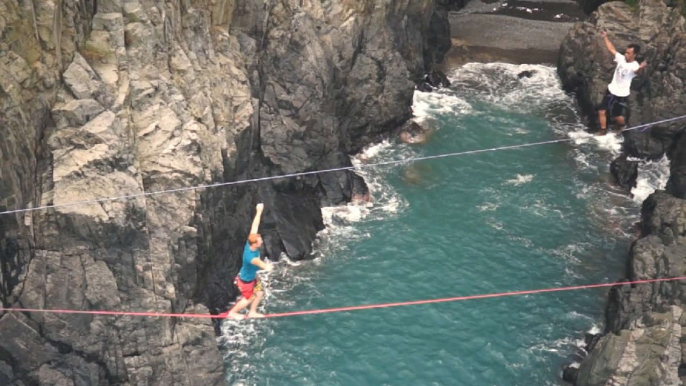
[576,306,683,386]
[52,99,105,127]
[62,53,111,106]
[610,154,639,191]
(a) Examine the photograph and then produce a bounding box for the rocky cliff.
[0,0,450,384]
[557,1,686,385]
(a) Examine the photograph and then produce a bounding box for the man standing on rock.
[227,203,273,320]
[596,30,647,136]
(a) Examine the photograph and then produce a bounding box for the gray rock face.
[0,0,451,384]
[577,306,683,386]
[573,192,686,386]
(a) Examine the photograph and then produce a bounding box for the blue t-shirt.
[239,242,260,281]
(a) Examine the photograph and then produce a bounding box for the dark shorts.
[597,89,627,117]
[234,276,262,300]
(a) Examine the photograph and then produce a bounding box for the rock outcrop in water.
[0,0,451,384]
[557,1,686,385]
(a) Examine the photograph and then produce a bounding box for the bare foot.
[247,312,265,318]
[227,312,246,320]
[594,129,608,136]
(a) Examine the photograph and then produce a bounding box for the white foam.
[588,325,601,335]
[505,174,534,186]
[478,202,500,212]
[412,89,473,124]
[567,130,623,153]
[447,64,573,114]
[631,154,671,202]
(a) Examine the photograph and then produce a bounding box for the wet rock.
[399,120,433,144]
[610,154,639,191]
[563,364,579,383]
[417,82,434,92]
[425,69,452,88]
[584,332,602,352]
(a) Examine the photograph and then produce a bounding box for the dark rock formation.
[0,0,452,384]
[418,69,452,92]
[666,133,686,198]
[577,0,608,15]
[610,154,640,191]
[563,364,580,383]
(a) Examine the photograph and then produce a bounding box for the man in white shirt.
[596,31,647,136]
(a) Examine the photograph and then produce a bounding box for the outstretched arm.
[250,257,272,271]
[600,31,617,55]
[250,203,264,234]
[636,61,648,73]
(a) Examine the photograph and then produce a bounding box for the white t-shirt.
[607,52,640,97]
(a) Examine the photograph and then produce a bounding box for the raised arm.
[600,31,617,56]
[250,203,264,234]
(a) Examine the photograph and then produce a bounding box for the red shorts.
[234,276,262,300]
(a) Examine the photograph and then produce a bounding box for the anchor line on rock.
[1,114,685,217]
[1,276,685,319]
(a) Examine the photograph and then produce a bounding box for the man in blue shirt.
[227,203,273,319]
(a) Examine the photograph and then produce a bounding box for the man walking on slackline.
[228,203,273,320]
[595,30,647,136]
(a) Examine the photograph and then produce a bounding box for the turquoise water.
[221,64,668,386]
